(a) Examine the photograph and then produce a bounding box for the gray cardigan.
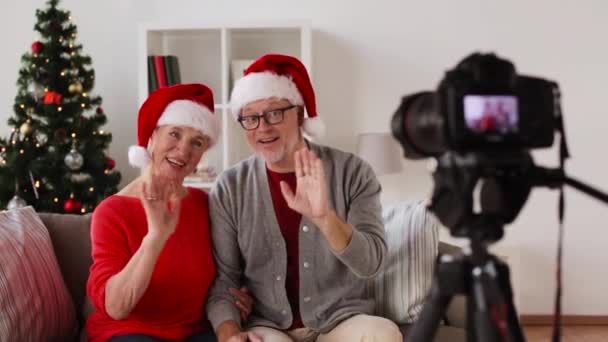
[205,142,386,333]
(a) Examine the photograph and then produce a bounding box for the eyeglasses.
[237,105,297,130]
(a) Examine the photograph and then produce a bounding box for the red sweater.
[86,188,216,342]
[266,168,303,329]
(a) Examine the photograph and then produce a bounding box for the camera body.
[440,54,556,151]
[392,53,559,159]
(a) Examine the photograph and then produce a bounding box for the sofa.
[35,211,466,342]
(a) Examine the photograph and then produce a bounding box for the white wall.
[1,0,607,315]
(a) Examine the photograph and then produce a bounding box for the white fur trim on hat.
[128,145,151,168]
[303,116,326,138]
[157,99,220,144]
[230,72,304,118]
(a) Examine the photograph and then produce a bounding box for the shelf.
[227,115,253,165]
[147,29,222,100]
[198,110,224,174]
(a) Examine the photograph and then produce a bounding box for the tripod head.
[429,150,535,243]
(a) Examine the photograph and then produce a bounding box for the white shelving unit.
[138,21,312,189]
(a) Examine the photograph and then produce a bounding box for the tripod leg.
[469,258,527,342]
[470,266,504,342]
[406,277,453,342]
[495,259,526,342]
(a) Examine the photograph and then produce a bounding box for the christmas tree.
[0,0,120,213]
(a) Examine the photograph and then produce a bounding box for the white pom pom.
[128,145,151,168]
[303,116,326,138]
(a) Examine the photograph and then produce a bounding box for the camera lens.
[391,91,446,159]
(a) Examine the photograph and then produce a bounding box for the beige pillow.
[0,206,77,342]
[373,201,440,324]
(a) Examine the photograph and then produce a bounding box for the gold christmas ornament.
[68,81,83,94]
[19,121,33,135]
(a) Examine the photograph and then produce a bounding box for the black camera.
[391,52,566,240]
[391,52,559,159]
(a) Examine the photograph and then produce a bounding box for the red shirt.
[266,168,303,329]
[86,188,216,342]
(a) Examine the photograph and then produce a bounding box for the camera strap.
[552,87,570,342]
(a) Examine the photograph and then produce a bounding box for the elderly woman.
[86,84,251,342]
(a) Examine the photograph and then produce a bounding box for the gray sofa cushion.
[38,212,92,325]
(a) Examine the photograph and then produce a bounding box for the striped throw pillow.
[0,206,77,342]
[373,201,440,324]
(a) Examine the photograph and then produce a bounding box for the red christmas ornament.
[96,107,104,114]
[64,198,82,213]
[31,41,44,53]
[43,91,63,104]
[55,128,67,140]
[50,21,63,32]
[106,158,116,170]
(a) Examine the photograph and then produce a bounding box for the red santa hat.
[128,83,219,168]
[230,54,325,138]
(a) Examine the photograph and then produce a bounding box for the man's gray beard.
[258,145,286,164]
[257,136,300,165]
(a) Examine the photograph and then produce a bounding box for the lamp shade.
[356,132,403,176]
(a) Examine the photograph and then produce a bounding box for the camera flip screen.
[463,95,519,135]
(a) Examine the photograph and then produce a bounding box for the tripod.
[407,165,608,342]
[407,219,526,342]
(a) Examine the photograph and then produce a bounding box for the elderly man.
[206,54,402,342]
